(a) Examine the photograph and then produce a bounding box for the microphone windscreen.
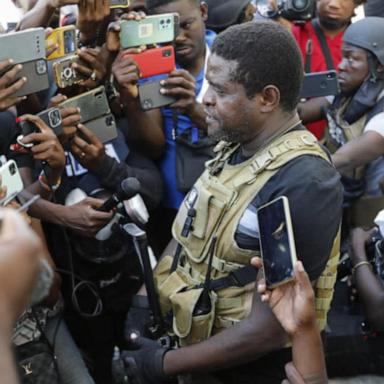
[120,177,141,200]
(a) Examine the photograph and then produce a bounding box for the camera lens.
[292,0,308,10]
[9,162,16,176]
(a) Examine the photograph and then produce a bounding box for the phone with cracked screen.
[139,79,177,111]
[119,13,179,48]
[0,28,49,97]
[257,196,297,289]
[46,26,77,61]
[123,45,176,78]
[0,160,24,206]
[300,70,339,99]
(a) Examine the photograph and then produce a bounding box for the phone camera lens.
[9,163,16,175]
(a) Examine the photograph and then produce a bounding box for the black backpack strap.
[367,95,384,124]
[312,19,335,70]
[194,265,257,292]
[304,38,313,73]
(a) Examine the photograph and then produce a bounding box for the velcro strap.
[194,265,257,292]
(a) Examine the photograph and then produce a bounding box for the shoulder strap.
[304,38,313,73]
[311,19,335,70]
[367,95,384,124]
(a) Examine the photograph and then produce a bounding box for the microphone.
[97,177,141,212]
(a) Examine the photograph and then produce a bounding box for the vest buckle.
[300,134,316,146]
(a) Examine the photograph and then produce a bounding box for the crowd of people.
[1,0,384,383]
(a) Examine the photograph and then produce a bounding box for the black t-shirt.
[230,139,343,281]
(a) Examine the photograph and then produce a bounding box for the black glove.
[122,335,173,384]
[125,295,152,340]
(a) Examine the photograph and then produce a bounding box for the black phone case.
[139,79,177,111]
[300,70,339,99]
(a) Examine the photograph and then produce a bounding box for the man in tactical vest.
[326,17,384,227]
[122,21,343,384]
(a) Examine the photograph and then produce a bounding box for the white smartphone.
[0,160,24,206]
[257,196,297,289]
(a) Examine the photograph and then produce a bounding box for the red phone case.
[123,45,176,78]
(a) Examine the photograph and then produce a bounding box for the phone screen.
[257,196,297,288]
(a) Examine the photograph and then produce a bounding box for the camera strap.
[311,19,335,71]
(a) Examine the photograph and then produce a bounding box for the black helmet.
[206,0,251,32]
[343,17,384,65]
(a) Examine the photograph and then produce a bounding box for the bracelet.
[352,261,371,275]
[38,172,61,192]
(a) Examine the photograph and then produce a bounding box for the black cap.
[206,0,251,31]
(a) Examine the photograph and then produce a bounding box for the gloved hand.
[122,334,173,384]
[125,295,152,340]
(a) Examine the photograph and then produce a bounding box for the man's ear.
[259,85,281,113]
[377,64,384,74]
[200,2,208,22]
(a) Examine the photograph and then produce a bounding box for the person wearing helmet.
[326,17,384,225]
[289,0,366,140]
[323,17,384,379]
[205,0,256,33]
[364,0,384,17]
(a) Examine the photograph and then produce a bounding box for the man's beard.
[318,14,350,31]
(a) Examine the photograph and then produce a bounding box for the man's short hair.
[211,21,303,111]
[147,0,199,11]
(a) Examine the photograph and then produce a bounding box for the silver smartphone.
[0,160,24,206]
[257,196,297,289]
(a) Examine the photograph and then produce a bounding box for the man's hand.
[77,0,110,44]
[350,227,377,265]
[18,114,66,175]
[49,94,81,143]
[62,197,113,237]
[282,362,307,384]
[122,334,172,384]
[74,47,110,89]
[45,28,59,58]
[160,70,197,115]
[111,49,143,100]
[70,124,106,172]
[252,258,316,336]
[0,176,6,201]
[0,60,27,111]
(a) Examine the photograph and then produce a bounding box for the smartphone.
[60,87,117,143]
[119,13,179,48]
[46,26,77,61]
[59,86,111,123]
[257,196,297,289]
[300,70,340,99]
[0,28,49,97]
[109,0,130,8]
[139,79,177,110]
[53,55,87,88]
[0,160,24,206]
[123,45,176,78]
[18,108,63,137]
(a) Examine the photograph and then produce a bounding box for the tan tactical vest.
[154,130,340,346]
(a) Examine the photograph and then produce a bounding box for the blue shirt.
[160,29,216,209]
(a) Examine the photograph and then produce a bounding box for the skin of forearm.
[353,252,384,330]
[163,300,288,375]
[122,99,165,159]
[291,327,327,384]
[298,97,329,124]
[27,199,69,227]
[17,0,55,30]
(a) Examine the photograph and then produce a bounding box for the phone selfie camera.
[35,59,47,75]
[9,162,17,176]
[48,109,62,128]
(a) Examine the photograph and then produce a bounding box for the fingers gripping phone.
[0,160,24,206]
[0,28,49,97]
[53,55,87,88]
[46,26,77,61]
[119,13,179,48]
[123,45,176,78]
[257,196,297,289]
[300,70,340,99]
